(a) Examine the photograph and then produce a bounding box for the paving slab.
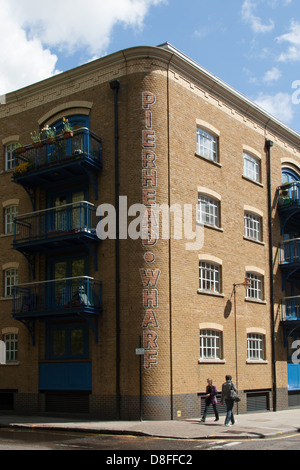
[0,409,299,440]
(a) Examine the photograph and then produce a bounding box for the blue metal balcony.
[279,239,300,290]
[281,296,300,321]
[13,276,102,317]
[13,128,102,202]
[278,182,300,234]
[12,276,102,345]
[281,296,300,351]
[14,201,97,253]
[280,238,300,267]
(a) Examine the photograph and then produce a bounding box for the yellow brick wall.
[0,50,298,417]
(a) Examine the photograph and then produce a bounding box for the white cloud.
[254,91,294,124]
[263,67,282,82]
[10,0,166,55]
[0,0,166,95]
[277,20,300,62]
[0,0,59,94]
[241,0,275,33]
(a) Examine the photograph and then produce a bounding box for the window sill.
[242,175,264,188]
[245,297,267,305]
[195,152,222,168]
[197,290,224,298]
[0,169,14,175]
[243,236,265,246]
[246,359,268,364]
[198,358,226,364]
[197,221,224,233]
[0,361,19,366]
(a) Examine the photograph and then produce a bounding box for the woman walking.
[201,378,219,422]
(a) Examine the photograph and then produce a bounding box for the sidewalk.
[0,409,299,440]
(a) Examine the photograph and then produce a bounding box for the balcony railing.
[280,238,300,265]
[278,182,300,210]
[14,201,97,248]
[14,127,102,172]
[282,296,300,321]
[13,276,102,318]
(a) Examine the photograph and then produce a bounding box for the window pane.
[198,194,219,227]
[53,330,65,356]
[71,329,84,355]
[247,333,264,360]
[5,206,18,235]
[200,329,221,359]
[246,272,263,300]
[197,129,217,162]
[243,152,260,182]
[4,333,18,362]
[5,269,18,297]
[199,262,220,293]
[244,212,261,241]
[5,143,18,171]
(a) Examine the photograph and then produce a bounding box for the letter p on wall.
[142,91,156,109]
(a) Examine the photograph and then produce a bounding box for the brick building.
[0,43,299,419]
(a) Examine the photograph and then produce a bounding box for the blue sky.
[1,0,300,133]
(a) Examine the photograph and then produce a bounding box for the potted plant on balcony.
[279,182,292,207]
[15,143,26,154]
[42,125,56,144]
[13,162,30,175]
[30,130,43,148]
[62,117,73,139]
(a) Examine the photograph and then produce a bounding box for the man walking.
[221,375,237,426]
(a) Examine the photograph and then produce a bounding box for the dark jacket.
[221,380,237,402]
[205,384,218,405]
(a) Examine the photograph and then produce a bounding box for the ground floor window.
[46,321,89,360]
[4,333,18,362]
[247,333,264,360]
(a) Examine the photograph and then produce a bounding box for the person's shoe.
[225,423,232,426]
[214,418,219,421]
[200,419,205,422]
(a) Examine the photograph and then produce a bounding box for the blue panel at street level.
[288,362,300,390]
[39,362,92,390]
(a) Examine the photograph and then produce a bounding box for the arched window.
[282,168,300,184]
[52,115,90,133]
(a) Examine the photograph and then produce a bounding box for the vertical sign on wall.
[140,91,160,369]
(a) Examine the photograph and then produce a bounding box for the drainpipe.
[266,138,277,412]
[110,79,121,419]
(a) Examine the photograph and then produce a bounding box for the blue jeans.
[224,399,235,425]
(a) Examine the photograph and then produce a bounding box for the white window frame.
[5,143,18,171]
[199,262,221,293]
[5,205,18,235]
[4,269,18,297]
[200,329,222,360]
[246,272,263,301]
[247,333,264,361]
[4,333,18,363]
[244,212,262,241]
[243,152,260,183]
[198,194,219,227]
[196,128,218,162]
